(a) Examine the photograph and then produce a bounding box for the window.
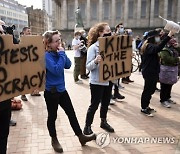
[91,2,97,20]
[154,0,159,17]
[104,1,109,20]
[116,0,122,19]
[141,0,146,18]
[128,0,134,19]
[167,0,172,17]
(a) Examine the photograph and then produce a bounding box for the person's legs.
[74,57,81,82]
[0,99,11,154]
[59,90,82,136]
[80,55,87,78]
[59,90,96,146]
[100,82,113,119]
[160,83,172,107]
[85,84,104,126]
[44,91,59,137]
[100,82,114,132]
[84,84,104,135]
[160,82,169,102]
[141,77,157,109]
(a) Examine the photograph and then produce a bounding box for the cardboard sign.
[99,35,132,82]
[0,35,45,102]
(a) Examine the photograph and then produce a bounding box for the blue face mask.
[119,28,124,34]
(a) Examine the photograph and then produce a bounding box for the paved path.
[8,50,180,154]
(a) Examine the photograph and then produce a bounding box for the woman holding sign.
[43,30,96,153]
[83,23,114,135]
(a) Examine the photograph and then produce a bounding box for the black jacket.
[141,36,171,79]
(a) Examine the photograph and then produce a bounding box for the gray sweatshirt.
[86,41,109,86]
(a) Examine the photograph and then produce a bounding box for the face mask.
[103,32,112,37]
[155,37,160,43]
[119,28,124,34]
[77,36,81,39]
[83,33,86,37]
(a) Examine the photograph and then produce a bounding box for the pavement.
[7,50,180,154]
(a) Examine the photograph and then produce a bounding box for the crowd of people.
[0,18,180,153]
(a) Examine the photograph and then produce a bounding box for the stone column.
[124,0,128,27]
[177,0,180,22]
[61,0,67,29]
[150,0,155,27]
[99,0,103,22]
[163,0,168,19]
[111,0,116,27]
[75,0,78,11]
[136,0,141,27]
[86,0,90,27]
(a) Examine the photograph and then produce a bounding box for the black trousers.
[44,90,82,137]
[160,83,173,102]
[141,77,157,109]
[85,82,113,126]
[0,99,11,154]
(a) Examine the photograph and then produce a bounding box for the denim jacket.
[86,41,109,86]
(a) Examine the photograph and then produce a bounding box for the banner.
[0,35,45,102]
[99,35,132,82]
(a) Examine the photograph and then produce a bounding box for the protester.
[79,29,89,79]
[72,31,84,84]
[0,19,12,154]
[83,23,114,135]
[159,37,180,108]
[140,29,174,116]
[43,30,96,153]
[20,27,41,101]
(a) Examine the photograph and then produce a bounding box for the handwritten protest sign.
[99,35,132,82]
[0,35,45,102]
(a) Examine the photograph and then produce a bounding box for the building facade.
[0,0,28,34]
[51,0,180,30]
[26,6,48,35]
[44,0,180,43]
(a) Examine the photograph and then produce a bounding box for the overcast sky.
[16,0,42,9]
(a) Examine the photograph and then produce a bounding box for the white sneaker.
[161,101,171,108]
[110,99,116,105]
[75,80,83,84]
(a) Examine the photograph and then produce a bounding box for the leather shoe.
[100,119,114,133]
[21,95,28,101]
[83,126,93,135]
[78,133,96,146]
[81,75,88,79]
[122,80,129,84]
[51,137,63,153]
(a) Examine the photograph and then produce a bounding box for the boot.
[100,118,114,133]
[83,126,93,135]
[78,133,96,146]
[51,137,63,153]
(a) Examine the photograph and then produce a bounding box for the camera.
[2,25,19,44]
[2,25,15,35]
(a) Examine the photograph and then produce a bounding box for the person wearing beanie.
[140,29,174,116]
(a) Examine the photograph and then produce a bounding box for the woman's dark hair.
[147,37,155,44]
